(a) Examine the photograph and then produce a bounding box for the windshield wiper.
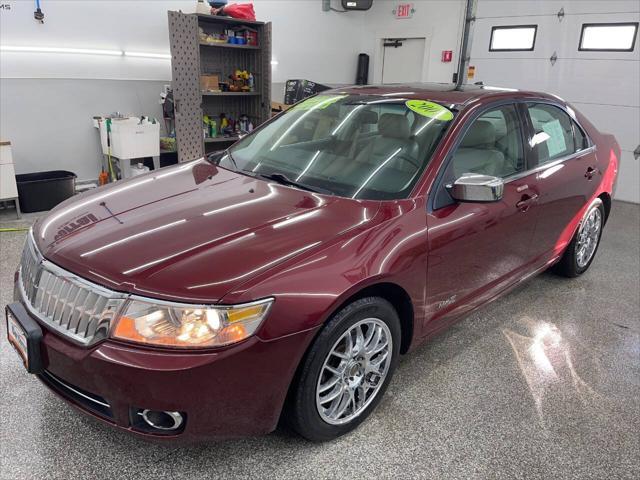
[256,172,332,195]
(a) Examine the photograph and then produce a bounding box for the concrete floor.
[0,202,638,480]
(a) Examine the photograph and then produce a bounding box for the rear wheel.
[553,198,604,277]
[287,297,401,441]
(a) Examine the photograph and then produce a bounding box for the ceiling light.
[0,45,123,56]
[124,51,172,59]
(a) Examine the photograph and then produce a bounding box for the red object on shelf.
[222,3,256,21]
[246,30,258,46]
[441,50,453,63]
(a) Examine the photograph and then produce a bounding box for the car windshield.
[222,94,455,200]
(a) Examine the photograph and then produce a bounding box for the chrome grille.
[18,232,126,347]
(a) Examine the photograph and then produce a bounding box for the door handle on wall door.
[516,193,538,212]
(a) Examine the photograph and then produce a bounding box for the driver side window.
[450,104,525,179]
[433,104,525,210]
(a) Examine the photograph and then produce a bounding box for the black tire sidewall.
[290,296,401,442]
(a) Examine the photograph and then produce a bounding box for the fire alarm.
[442,50,453,63]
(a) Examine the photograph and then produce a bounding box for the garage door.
[469,0,640,203]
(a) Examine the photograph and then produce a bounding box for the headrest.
[378,113,411,139]
[460,120,496,147]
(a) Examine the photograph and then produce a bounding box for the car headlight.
[112,297,273,348]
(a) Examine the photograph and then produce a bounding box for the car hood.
[33,160,380,303]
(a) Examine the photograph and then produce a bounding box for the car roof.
[326,83,560,108]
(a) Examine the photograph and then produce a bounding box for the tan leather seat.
[452,120,505,178]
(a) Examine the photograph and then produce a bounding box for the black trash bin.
[16,171,77,213]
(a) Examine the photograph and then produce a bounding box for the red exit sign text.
[395,3,414,19]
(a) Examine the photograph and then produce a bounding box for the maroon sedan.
[6,84,619,441]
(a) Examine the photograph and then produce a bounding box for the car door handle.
[585,167,598,179]
[516,193,538,212]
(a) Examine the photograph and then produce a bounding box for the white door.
[469,1,640,203]
[382,38,426,84]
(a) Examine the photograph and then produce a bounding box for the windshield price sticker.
[405,100,454,121]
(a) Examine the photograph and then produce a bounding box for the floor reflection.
[503,317,600,424]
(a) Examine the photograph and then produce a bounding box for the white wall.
[1,0,464,181]
[469,0,640,203]
[361,0,465,84]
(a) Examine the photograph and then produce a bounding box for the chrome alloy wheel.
[576,206,602,268]
[316,318,392,425]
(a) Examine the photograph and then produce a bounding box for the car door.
[424,103,539,329]
[520,102,600,262]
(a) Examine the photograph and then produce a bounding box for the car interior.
[232,100,450,199]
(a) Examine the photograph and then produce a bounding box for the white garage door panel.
[563,1,640,15]
[477,1,566,18]
[554,13,640,60]
[472,14,640,62]
[471,0,639,203]
[471,18,548,59]
[553,60,640,107]
[472,59,553,91]
[615,151,640,204]
[472,58,639,108]
[478,0,640,18]
[571,103,640,152]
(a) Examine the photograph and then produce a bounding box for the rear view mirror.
[447,173,504,202]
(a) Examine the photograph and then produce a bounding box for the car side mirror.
[447,173,504,202]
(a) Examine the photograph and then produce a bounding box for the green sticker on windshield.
[292,95,347,111]
[405,100,453,121]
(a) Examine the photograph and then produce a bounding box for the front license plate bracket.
[6,302,44,374]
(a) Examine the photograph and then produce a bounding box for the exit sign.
[395,3,414,19]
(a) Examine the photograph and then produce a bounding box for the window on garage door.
[526,103,584,166]
[579,22,639,52]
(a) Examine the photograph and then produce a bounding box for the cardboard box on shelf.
[200,75,221,92]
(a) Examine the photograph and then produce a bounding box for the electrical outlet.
[322,0,331,12]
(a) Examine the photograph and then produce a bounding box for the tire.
[286,297,401,442]
[553,198,605,278]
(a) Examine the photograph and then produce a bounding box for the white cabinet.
[0,141,21,217]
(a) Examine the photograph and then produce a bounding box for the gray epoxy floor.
[0,202,638,480]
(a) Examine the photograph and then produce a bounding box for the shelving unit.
[201,91,261,96]
[199,42,260,50]
[168,12,272,162]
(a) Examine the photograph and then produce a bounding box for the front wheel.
[553,198,605,277]
[286,297,401,441]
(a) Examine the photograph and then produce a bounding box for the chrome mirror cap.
[447,173,504,202]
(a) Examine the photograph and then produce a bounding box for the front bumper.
[8,297,317,441]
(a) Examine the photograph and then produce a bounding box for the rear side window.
[526,104,575,165]
[573,122,589,152]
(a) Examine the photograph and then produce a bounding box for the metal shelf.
[199,42,260,50]
[169,11,271,162]
[194,13,265,27]
[202,91,260,96]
